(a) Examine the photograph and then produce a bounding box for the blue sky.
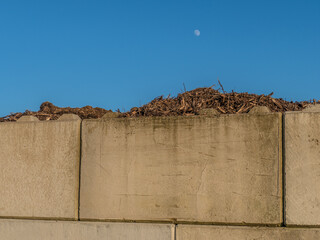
[0,0,319,115]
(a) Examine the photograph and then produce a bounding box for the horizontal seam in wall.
[78,218,282,227]
[0,216,77,222]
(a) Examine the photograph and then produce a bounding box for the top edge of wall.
[85,112,282,122]
[285,111,320,115]
[0,114,82,125]
[8,110,320,124]
[286,104,320,114]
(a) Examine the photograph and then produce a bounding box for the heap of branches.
[122,87,315,117]
[0,87,317,122]
[0,102,111,122]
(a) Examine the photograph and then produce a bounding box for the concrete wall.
[80,114,282,224]
[0,109,320,238]
[176,225,320,239]
[0,118,81,220]
[0,219,173,240]
[2,219,320,240]
[285,111,320,226]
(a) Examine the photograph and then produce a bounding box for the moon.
[194,29,200,36]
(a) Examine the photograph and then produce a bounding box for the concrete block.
[176,225,320,240]
[0,120,81,220]
[0,219,172,240]
[17,116,39,122]
[248,106,271,114]
[102,112,120,118]
[58,114,81,121]
[302,104,320,112]
[285,112,320,225]
[80,114,282,224]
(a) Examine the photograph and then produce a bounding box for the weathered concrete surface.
[0,120,81,220]
[80,114,282,224]
[58,113,81,121]
[285,112,320,225]
[0,219,172,240]
[17,116,39,122]
[302,104,320,112]
[176,225,320,240]
[248,106,271,114]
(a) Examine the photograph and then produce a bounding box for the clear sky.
[0,0,319,116]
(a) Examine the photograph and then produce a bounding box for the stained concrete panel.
[80,114,282,224]
[285,112,320,225]
[0,219,172,240]
[0,120,81,220]
[176,225,320,240]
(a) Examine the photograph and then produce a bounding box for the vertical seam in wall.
[171,224,177,240]
[77,120,83,221]
[282,113,286,226]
